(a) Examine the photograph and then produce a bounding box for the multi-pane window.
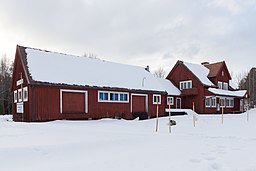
[18,89,22,102]
[153,94,161,104]
[167,97,174,105]
[98,91,129,102]
[23,87,28,102]
[120,93,128,101]
[99,92,109,101]
[110,93,118,101]
[226,98,234,108]
[180,80,192,90]
[205,97,211,107]
[14,90,17,103]
[205,96,216,108]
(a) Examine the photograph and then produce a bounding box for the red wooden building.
[11,45,181,122]
[166,61,247,114]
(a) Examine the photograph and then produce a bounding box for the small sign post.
[247,105,249,122]
[222,106,224,124]
[168,99,171,133]
[193,102,196,127]
[155,102,159,132]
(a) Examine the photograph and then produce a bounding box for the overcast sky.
[0,0,255,78]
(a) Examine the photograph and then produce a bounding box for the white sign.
[16,79,24,86]
[16,102,24,114]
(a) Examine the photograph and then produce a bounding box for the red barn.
[166,61,247,114]
[11,45,181,122]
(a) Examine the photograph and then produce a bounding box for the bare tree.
[0,55,13,115]
[233,70,248,89]
[153,67,166,78]
[82,52,98,59]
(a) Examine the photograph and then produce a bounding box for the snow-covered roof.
[208,88,247,97]
[183,62,215,86]
[157,78,181,96]
[229,80,238,90]
[25,48,167,92]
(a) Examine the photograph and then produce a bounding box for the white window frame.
[211,97,216,108]
[226,97,234,108]
[18,88,23,102]
[180,80,192,90]
[153,94,161,105]
[167,97,174,105]
[23,87,28,102]
[220,97,225,107]
[14,90,18,103]
[223,82,228,90]
[218,81,223,89]
[98,91,129,103]
[60,89,88,114]
[205,97,211,108]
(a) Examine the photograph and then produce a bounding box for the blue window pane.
[99,92,104,100]
[110,93,118,101]
[104,93,108,100]
[120,93,128,101]
[123,94,127,101]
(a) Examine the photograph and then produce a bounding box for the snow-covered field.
[1,110,256,171]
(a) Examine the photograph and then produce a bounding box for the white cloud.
[0,0,255,75]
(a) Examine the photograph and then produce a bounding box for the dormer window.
[218,81,222,89]
[223,82,228,90]
[180,80,192,90]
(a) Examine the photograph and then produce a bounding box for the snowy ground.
[1,110,256,171]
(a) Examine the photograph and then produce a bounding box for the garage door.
[61,90,88,114]
[131,94,147,113]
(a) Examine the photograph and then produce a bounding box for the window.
[180,80,192,90]
[218,81,222,89]
[14,90,17,103]
[223,82,228,90]
[120,93,128,101]
[225,98,230,107]
[222,71,224,76]
[23,87,28,102]
[110,93,118,101]
[220,98,225,107]
[18,89,22,102]
[205,97,211,108]
[99,92,109,101]
[211,97,216,107]
[230,99,234,107]
[153,94,161,104]
[167,97,174,105]
[98,91,129,103]
[226,98,234,108]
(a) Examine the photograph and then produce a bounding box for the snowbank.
[1,111,256,171]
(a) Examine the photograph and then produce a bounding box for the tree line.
[0,55,13,115]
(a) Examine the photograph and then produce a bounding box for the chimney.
[201,62,210,66]
[145,65,150,72]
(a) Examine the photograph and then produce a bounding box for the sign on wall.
[16,102,24,113]
[16,79,23,86]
